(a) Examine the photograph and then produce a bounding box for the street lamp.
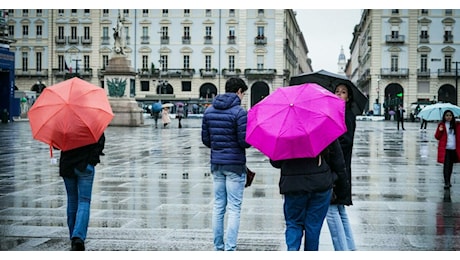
[454,61,459,105]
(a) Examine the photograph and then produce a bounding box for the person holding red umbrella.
[59,132,106,251]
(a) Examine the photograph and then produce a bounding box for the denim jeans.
[62,164,95,241]
[283,189,332,251]
[212,168,246,251]
[326,204,356,251]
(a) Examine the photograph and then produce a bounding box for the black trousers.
[443,149,456,185]
[397,119,405,130]
[420,120,428,129]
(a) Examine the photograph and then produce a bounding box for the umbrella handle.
[49,145,53,158]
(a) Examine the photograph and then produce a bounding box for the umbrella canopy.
[28,77,113,152]
[246,83,347,161]
[289,69,368,116]
[417,103,460,121]
[162,103,174,108]
[152,102,162,112]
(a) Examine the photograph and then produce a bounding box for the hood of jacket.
[212,93,241,110]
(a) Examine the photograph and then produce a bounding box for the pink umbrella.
[246,83,346,160]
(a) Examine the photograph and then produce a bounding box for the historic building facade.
[6,9,311,112]
[349,9,460,117]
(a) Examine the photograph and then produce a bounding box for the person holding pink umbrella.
[270,139,349,251]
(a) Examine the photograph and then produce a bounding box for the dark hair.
[334,83,353,108]
[225,77,248,93]
[443,109,456,135]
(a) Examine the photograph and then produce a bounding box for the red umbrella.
[246,83,346,161]
[28,77,113,154]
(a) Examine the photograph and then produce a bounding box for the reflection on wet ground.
[1,118,460,251]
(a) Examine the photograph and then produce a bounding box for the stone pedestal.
[109,97,144,126]
[104,55,143,127]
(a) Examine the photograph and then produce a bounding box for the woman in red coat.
[434,110,460,189]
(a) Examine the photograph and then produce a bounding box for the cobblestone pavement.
[1,116,460,251]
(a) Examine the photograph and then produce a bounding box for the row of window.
[18,52,268,74]
[390,9,454,16]
[8,9,268,18]
[7,24,265,43]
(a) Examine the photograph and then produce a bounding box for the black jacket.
[270,139,349,197]
[59,133,105,177]
[333,106,356,205]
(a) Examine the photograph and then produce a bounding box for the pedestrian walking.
[270,139,349,251]
[420,118,428,130]
[59,133,106,251]
[325,83,356,251]
[201,77,251,251]
[162,107,171,128]
[151,111,160,128]
[396,103,406,130]
[434,110,460,190]
[176,103,184,128]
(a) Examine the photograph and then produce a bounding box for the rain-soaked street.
[1,116,460,251]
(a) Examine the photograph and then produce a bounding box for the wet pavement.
[1,116,460,251]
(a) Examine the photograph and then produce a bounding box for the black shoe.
[71,237,85,251]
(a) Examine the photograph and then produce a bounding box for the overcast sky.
[294,9,362,73]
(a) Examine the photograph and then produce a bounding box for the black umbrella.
[289,69,368,115]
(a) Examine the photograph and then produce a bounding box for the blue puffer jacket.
[201,93,251,173]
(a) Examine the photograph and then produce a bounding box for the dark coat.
[333,106,356,205]
[201,93,251,174]
[435,121,460,163]
[59,133,105,177]
[270,139,349,197]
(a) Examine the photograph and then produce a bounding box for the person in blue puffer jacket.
[201,77,251,251]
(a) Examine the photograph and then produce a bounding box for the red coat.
[434,121,460,163]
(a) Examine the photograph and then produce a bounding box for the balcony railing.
[438,69,459,77]
[81,36,92,44]
[101,36,110,45]
[380,68,409,77]
[67,36,79,44]
[419,35,429,43]
[55,36,66,44]
[385,35,405,44]
[138,68,160,78]
[254,36,267,45]
[200,68,217,77]
[444,35,453,43]
[141,36,150,44]
[244,68,276,80]
[227,35,236,44]
[222,68,241,77]
[15,69,49,78]
[417,69,431,77]
[204,35,212,44]
[182,36,191,44]
[161,36,169,45]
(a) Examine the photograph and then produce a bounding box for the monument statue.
[107,78,126,97]
[113,13,125,55]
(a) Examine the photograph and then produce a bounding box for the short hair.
[225,77,248,93]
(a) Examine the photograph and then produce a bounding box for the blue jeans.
[283,189,332,251]
[62,164,95,241]
[326,204,356,251]
[212,168,246,251]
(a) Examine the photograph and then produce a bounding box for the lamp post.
[454,61,459,105]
